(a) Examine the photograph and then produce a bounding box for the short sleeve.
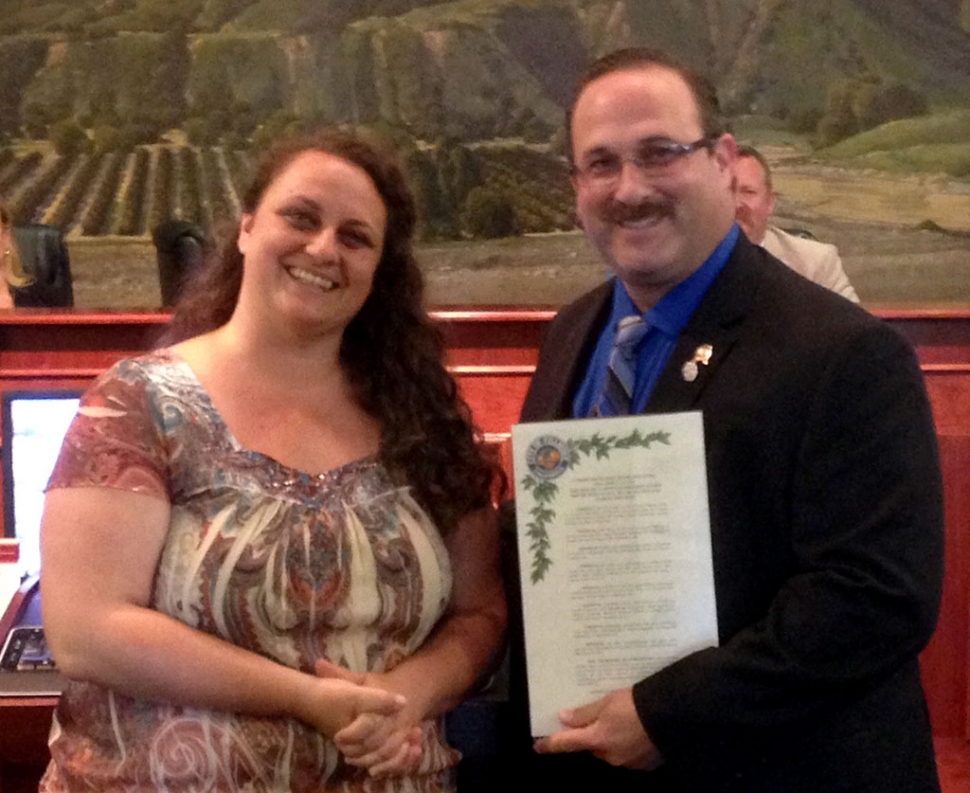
[47,361,169,499]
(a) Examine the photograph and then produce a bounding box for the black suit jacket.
[510,236,943,792]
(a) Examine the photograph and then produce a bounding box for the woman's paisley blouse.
[40,350,457,792]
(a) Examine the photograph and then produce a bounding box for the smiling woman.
[234,148,387,340]
[39,130,506,792]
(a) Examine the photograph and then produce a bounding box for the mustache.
[606,198,674,224]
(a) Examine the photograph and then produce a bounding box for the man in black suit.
[509,47,943,792]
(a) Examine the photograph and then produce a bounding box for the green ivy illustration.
[520,428,670,584]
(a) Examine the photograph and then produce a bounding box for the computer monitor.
[2,389,82,578]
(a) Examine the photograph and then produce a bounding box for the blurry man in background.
[734,144,858,302]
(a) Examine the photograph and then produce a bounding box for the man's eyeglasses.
[572,136,718,186]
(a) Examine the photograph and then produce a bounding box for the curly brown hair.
[163,129,500,532]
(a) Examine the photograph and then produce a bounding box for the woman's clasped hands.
[315,658,426,777]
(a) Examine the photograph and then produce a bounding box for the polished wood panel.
[0,309,169,381]
[0,701,55,793]
[935,736,970,793]
[922,433,970,737]
[888,311,970,742]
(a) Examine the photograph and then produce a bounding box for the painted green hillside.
[0,0,966,239]
[817,110,970,178]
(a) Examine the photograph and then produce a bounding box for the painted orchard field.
[0,141,577,239]
[0,0,967,306]
[4,131,966,309]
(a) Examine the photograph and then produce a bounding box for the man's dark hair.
[566,47,726,161]
[736,143,774,192]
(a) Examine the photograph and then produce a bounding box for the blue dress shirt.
[572,224,741,418]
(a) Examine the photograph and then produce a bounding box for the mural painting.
[0,0,968,307]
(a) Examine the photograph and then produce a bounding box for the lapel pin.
[681,344,714,383]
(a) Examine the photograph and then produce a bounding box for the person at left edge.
[0,199,35,308]
[39,130,506,792]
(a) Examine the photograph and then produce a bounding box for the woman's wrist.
[282,669,328,729]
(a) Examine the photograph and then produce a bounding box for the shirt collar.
[611,223,740,336]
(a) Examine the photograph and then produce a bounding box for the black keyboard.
[0,625,57,671]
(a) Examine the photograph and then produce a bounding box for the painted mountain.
[0,0,967,238]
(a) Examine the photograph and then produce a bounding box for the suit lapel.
[522,282,613,421]
[647,237,763,413]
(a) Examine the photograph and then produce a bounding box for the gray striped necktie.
[592,314,649,417]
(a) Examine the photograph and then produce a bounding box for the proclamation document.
[512,412,717,737]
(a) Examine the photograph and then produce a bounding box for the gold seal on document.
[526,435,570,481]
